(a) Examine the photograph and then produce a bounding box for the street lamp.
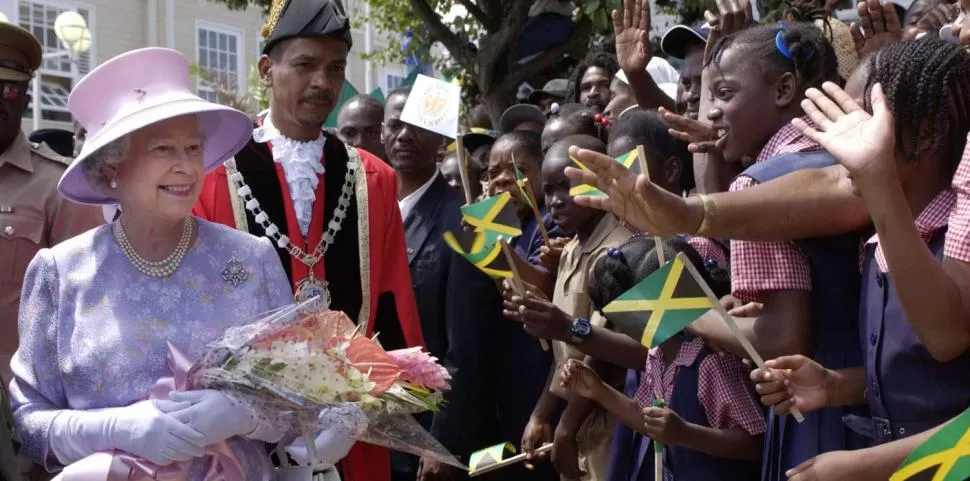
[31,11,91,130]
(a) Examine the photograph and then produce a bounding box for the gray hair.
[81,135,130,194]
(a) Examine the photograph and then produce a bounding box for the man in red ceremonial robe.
[192,1,424,480]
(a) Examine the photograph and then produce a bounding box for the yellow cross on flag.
[602,252,715,348]
[468,442,516,474]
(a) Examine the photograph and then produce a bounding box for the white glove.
[157,390,258,446]
[284,429,355,466]
[49,400,206,466]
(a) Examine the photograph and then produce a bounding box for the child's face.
[487,142,541,215]
[706,45,792,163]
[542,151,597,234]
[678,46,705,120]
[604,79,636,124]
[439,153,482,200]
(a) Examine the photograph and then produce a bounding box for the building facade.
[0,0,409,133]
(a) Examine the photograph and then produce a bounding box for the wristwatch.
[569,317,592,345]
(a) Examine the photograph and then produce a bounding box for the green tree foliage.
[208,0,642,127]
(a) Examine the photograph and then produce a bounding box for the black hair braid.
[589,236,729,311]
[864,39,970,174]
[608,110,694,192]
[564,110,602,140]
[707,22,839,93]
[783,0,832,38]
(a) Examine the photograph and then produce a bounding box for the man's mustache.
[300,92,334,104]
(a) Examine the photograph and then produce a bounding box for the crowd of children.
[427,0,970,479]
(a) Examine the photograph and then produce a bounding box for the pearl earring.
[109,179,117,189]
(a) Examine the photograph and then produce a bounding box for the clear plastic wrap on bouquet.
[187,297,465,469]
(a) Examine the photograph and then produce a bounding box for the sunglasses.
[0,83,22,101]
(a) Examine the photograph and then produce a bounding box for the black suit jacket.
[403,175,499,460]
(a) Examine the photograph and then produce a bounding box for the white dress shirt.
[398,171,439,221]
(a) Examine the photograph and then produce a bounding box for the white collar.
[254,110,328,237]
[399,171,439,220]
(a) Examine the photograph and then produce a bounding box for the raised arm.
[565,147,870,241]
[794,82,970,361]
[612,0,677,112]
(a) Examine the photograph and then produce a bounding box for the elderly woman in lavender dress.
[8,47,350,481]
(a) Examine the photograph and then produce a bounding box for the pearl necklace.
[114,217,194,278]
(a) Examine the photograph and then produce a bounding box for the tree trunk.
[481,87,512,131]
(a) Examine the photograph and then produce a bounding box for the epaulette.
[29,141,72,166]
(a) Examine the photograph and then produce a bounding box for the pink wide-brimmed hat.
[58,47,253,205]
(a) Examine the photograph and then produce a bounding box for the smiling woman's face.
[107,114,205,224]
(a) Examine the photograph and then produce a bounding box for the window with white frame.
[19,0,94,123]
[196,23,243,103]
[385,73,406,92]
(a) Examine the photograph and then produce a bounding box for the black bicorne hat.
[261,0,353,55]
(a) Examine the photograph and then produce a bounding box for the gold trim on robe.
[224,158,250,232]
[349,145,371,333]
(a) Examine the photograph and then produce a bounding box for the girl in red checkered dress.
[751,36,970,481]
[673,22,870,481]
[560,236,765,480]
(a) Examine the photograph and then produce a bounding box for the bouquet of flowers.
[188,297,464,468]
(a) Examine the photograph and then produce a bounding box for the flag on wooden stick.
[443,230,513,279]
[460,192,522,244]
[602,252,714,348]
[468,443,517,474]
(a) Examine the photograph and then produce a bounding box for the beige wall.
[5,0,412,135]
[8,0,264,133]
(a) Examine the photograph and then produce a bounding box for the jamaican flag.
[513,161,534,208]
[460,191,522,244]
[569,148,643,197]
[602,252,714,348]
[468,442,516,474]
[890,407,970,481]
[443,230,513,279]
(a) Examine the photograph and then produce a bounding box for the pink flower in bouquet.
[250,310,357,350]
[387,347,452,391]
[345,336,403,396]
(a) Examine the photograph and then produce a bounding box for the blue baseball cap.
[661,20,711,59]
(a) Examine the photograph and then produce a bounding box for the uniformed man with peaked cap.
[0,20,102,386]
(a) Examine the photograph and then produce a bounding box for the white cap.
[615,57,680,101]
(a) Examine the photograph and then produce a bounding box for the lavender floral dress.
[9,219,293,479]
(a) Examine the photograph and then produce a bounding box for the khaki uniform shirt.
[549,214,631,481]
[0,132,102,381]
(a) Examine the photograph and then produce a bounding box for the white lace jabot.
[253,112,327,237]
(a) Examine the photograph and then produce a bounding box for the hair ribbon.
[775,22,813,61]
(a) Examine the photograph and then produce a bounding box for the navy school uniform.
[638,345,762,481]
[606,241,732,481]
[850,224,970,444]
[743,152,870,481]
[481,207,565,481]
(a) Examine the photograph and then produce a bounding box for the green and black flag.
[890,406,970,481]
[602,252,715,348]
[442,230,513,279]
[460,191,522,245]
[569,148,643,197]
[468,442,516,475]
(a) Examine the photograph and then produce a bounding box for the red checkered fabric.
[633,337,766,435]
[945,133,970,262]
[687,236,729,269]
[729,119,819,302]
[866,190,955,272]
